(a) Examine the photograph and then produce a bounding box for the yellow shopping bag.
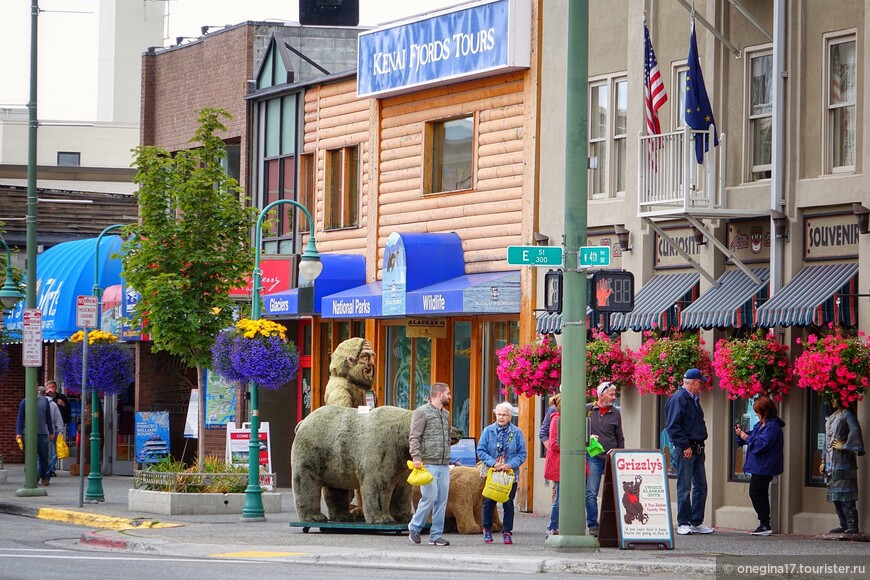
[482,468,514,503]
[56,434,70,460]
[406,460,434,486]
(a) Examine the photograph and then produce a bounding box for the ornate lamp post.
[80,224,125,503]
[0,238,25,309]
[242,200,321,521]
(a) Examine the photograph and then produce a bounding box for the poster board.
[184,389,199,438]
[205,370,237,427]
[135,411,171,464]
[226,422,273,489]
[450,437,477,467]
[601,449,674,550]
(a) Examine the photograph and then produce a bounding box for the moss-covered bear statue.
[323,337,376,408]
[292,405,414,524]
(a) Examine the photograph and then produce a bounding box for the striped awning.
[681,268,770,329]
[610,272,700,332]
[756,263,858,328]
[535,307,595,335]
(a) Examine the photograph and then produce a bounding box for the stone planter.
[128,488,282,516]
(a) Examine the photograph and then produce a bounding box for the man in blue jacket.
[665,368,714,535]
[16,384,56,486]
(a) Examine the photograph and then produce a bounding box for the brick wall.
[0,345,26,462]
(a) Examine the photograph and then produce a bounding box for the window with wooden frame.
[588,75,627,199]
[746,48,773,181]
[298,153,315,232]
[325,145,360,230]
[825,32,857,173]
[425,115,474,194]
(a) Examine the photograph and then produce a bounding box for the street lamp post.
[81,225,124,504]
[242,200,321,521]
[16,0,43,498]
[0,239,25,309]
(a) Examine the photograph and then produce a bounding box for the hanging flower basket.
[794,325,870,408]
[713,331,793,402]
[633,330,713,396]
[586,328,635,401]
[211,318,299,390]
[56,330,134,396]
[496,335,562,398]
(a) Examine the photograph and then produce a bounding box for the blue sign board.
[406,271,520,315]
[321,282,383,319]
[135,411,170,464]
[357,0,531,98]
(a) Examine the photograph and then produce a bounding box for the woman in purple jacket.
[735,396,785,536]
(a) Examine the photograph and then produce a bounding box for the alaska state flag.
[685,19,718,163]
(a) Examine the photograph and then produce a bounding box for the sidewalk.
[1,465,868,578]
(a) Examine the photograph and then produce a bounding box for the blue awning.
[756,263,858,328]
[405,271,520,315]
[3,236,123,341]
[321,281,382,319]
[263,254,365,316]
[610,272,699,332]
[681,268,770,330]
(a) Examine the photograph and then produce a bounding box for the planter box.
[128,488,282,516]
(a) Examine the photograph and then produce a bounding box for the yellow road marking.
[36,508,182,530]
[210,551,305,558]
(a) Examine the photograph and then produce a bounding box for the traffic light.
[590,270,634,312]
[300,0,359,26]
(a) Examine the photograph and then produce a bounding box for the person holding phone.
[735,396,785,536]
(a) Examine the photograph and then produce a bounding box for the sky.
[0,0,464,120]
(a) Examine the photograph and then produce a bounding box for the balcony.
[637,126,762,220]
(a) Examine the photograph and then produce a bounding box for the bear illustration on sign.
[622,474,649,525]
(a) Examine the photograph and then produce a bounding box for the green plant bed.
[134,455,275,493]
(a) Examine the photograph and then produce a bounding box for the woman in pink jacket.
[544,395,561,535]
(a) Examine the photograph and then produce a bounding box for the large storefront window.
[452,321,472,437]
[731,397,760,481]
[481,320,519,427]
[807,391,827,487]
[657,395,676,477]
[384,325,432,410]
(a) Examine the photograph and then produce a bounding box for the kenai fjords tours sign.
[357,0,531,98]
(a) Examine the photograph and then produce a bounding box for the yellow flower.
[234,318,287,341]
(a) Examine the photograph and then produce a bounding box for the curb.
[80,531,131,551]
[36,507,182,530]
[0,501,40,519]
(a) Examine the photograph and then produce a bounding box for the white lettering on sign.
[374,27,497,76]
[268,298,290,313]
[422,294,446,311]
[331,299,371,316]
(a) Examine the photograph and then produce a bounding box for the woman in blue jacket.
[477,401,527,544]
[735,396,785,536]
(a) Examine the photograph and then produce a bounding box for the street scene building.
[1,0,868,539]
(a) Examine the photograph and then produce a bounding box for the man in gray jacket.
[408,382,452,547]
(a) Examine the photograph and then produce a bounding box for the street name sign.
[23,308,43,367]
[506,246,563,267]
[579,246,612,268]
[76,295,99,328]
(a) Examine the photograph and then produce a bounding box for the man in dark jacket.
[16,384,56,486]
[408,382,452,547]
[665,368,714,535]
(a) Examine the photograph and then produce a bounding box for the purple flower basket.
[211,331,300,390]
[57,341,134,396]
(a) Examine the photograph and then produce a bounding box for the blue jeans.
[586,454,605,528]
[483,480,518,533]
[409,464,450,540]
[548,481,560,531]
[36,434,50,479]
[673,446,707,526]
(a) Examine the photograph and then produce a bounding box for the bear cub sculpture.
[412,466,502,533]
[292,405,415,525]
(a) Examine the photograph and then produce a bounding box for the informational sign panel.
[226,422,273,488]
[76,295,98,328]
[135,411,170,465]
[205,370,236,427]
[184,389,199,439]
[22,308,43,367]
[506,245,563,267]
[600,449,674,550]
[579,246,612,268]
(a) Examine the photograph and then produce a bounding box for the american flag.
[644,22,667,135]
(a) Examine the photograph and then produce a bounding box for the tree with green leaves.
[122,108,255,468]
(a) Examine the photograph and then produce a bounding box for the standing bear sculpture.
[292,405,415,524]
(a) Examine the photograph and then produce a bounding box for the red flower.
[633,331,713,396]
[713,331,792,402]
[496,335,561,398]
[795,325,869,408]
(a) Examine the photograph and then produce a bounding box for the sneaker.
[483,530,493,543]
[677,524,693,535]
[429,537,450,546]
[502,532,513,545]
[588,527,599,538]
[546,529,559,536]
[750,525,772,536]
[691,524,715,534]
[408,530,421,544]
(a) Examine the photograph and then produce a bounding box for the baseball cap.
[684,368,709,382]
[597,381,616,397]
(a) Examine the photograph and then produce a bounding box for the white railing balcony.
[637,125,726,218]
